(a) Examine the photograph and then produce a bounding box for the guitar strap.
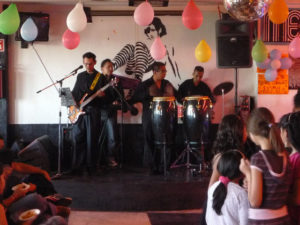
[89,72,101,91]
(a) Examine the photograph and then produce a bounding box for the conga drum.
[183,96,213,144]
[151,96,177,144]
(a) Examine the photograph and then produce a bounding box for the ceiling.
[4,0,300,10]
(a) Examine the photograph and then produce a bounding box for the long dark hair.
[279,112,300,151]
[212,114,245,155]
[144,17,167,38]
[212,150,243,215]
[247,107,284,153]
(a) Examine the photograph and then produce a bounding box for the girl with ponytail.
[206,150,249,225]
[240,107,291,225]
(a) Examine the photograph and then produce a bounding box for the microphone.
[127,104,139,116]
[71,65,83,74]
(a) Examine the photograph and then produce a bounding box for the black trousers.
[72,108,101,170]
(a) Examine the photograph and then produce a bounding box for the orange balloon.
[268,0,289,24]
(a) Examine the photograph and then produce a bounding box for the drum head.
[153,96,175,102]
[184,96,210,101]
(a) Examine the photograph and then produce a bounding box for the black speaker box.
[216,20,253,68]
[18,135,57,172]
[0,98,7,143]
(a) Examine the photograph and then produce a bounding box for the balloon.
[150,37,166,60]
[66,2,87,32]
[195,40,212,62]
[20,18,38,42]
[256,58,271,69]
[289,36,300,59]
[224,0,271,22]
[265,69,278,82]
[182,0,203,30]
[62,29,80,50]
[270,59,281,70]
[280,57,292,69]
[0,3,20,35]
[134,1,154,26]
[252,40,268,62]
[270,49,281,60]
[268,0,289,24]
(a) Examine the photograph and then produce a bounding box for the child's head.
[212,114,246,155]
[247,107,284,153]
[212,150,244,215]
[279,112,300,152]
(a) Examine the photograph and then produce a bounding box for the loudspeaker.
[18,135,57,172]
[216,20,253,68]
[0,98,7,143]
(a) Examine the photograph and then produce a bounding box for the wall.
[4,3,259,126]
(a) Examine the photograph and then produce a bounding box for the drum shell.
[183,96,212,144]
[151,98,177,144]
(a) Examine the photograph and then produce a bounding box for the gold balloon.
[195,40,212,63]
[224,0,272,21]
[268,0,289,24]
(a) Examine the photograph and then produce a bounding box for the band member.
[97,59,124,168]
[71,52,104,175]
[128,62,177,174]
[177,66,215,104]
[177,66,215,162]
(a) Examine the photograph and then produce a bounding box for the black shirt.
[129,76,176,113]
[177,79,215,104]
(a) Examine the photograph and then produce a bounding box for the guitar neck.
[80,83,111,109]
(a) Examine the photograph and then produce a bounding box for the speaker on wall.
[216,20,253,68]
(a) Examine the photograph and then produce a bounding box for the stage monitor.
[15,12,50,42]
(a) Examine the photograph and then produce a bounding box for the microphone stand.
[37,70,79,179]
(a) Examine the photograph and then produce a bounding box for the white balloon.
[66,2,87,32]
[20,17,38,42]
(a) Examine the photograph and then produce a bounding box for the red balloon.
[62,29,80,49]
[182,0,203,30]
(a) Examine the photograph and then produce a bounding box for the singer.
[71,52,104,176]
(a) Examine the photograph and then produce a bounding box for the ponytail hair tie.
[219,176,230,186]
[268,123,273,128]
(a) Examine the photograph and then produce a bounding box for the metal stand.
[37,70,79,180]
[234,68,239,115]
[171,140,202,170]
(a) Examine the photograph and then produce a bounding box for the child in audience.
[206,150,249,225]
[240,107,291,225]
[279,112,300,225]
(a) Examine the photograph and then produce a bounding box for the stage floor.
[52,166,210,212]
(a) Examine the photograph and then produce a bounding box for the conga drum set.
[171,96,213,171]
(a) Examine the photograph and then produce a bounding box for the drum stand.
[171,140,203,171]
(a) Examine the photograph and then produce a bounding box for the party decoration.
[224,0,271,22]
[251,40,268,62]
[0,3,20,35]
[134,1,154,26]
[62,29,80,50]
[195,40,212,62]
[268,0,289,24]
[20,18,38,42]
[256,58,271,69]
[182,0,203,30]
[150,37,166,60]
[265,69,278,82]
[289,36,300,59]
[270,59,281,70]
[280,57,293,69]
[270,49,282,60]
[66,2,87,32]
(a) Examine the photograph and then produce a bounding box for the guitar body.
[68,105,86,124]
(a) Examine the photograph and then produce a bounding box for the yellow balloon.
[195,40,212,62]
[268,0,289,24]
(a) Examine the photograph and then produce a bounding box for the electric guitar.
[68,78,117,124]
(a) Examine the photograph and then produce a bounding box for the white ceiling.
[3,0,300,10]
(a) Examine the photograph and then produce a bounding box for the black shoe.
[46,194,72,207]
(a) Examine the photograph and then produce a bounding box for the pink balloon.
[150,37,166,60]
[289,36,300,59]
[62,29,80,50]
[134,1,154,26]
[182,0,203,30]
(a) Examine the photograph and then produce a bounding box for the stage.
[52,166,209,224]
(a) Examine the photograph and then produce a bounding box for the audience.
[239,107,291,224]
[279,112,300,225]
[206,150,249,225]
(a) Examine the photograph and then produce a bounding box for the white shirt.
[206,181,249,225]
